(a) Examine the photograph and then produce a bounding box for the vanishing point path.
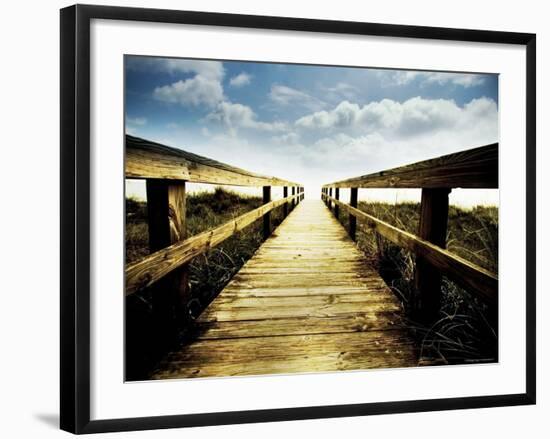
[152,199,417,379]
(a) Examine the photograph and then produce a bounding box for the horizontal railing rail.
[126,134,301,187]
[125,134,304,344]
[323,143,498,189]
[322,194,497,305]
[321,143,498,324]
[126,191,301,296]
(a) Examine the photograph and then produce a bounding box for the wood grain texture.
[324,195,498,305]
[335,187,340,219]
[323,143,498,189]
[349,187,358,241]
[142,180,190,352]
[263,186,271,240]
[151,200,417,380]
[125,192,301,296]
[283,186,288,217]
[126,135,300,187]
[414,188,450,322]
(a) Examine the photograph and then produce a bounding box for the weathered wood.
[414,188,451,322]
[126,192,300,296]
[263,186,271,240]
[152,331,416,379]
[283,186,288,217]
[192,313,405,340]
[204,292,401,312]
[323,143,498,189]
[349,187,358,241]
[325,195,498,305]
[335,188,340,219]
[328,187,333,210]
[145,180,189,348]
[126,135,300,187]
[221,284,388,297]
[151,200,417,379]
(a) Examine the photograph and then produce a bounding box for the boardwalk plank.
[192,313,405,339]
[151,200,417,379]
[153,331,416,379]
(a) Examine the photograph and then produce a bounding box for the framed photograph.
[60,4,536,434]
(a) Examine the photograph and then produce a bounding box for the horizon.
[125,56,499,207]
[125,181,498,209]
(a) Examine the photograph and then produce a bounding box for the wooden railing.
[125,135,303,310]
[321,143,498,324]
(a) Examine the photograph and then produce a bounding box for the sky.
[125,55,499,207]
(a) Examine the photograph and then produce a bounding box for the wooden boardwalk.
[152,199,417,379]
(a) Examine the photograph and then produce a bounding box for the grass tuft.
[125,187,287,379]
[336,201,498,365]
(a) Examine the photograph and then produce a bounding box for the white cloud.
[126,116,147,126]
[296,100,363,130]
[290,97,498,188]
[295,96,497,139]
[127,57,224,80]
[153,75,224,108]
[146,58,226,108]
[206,101,287,134]
[269,85,326,111]
[229,72,252,87]
[383,71,486,88]
[142,94,498,200]
[324,82,359,100]
[424,72,485,87]
[160,59,224,80]
[271,132,300,145]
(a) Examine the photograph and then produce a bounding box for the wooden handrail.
[322,193,497,305]
[323,143,498,189]
[126,135,301,187]
[321,143,499,323]
[126,192,302,296]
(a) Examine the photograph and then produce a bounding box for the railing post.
[329,187,333,211]
[414,188,451,323]
[283,186,288,217]
[335,188,340,219]
[349,187,358,241]
[292,186,296,209]
[145,179,189,348]
[263,186,271,239]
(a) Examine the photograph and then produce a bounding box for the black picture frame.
[60,4,536,434]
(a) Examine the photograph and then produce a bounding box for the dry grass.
[126,187,288,315]
[125,188,287,379]
[336,201,498,365]
[126,191,498,378]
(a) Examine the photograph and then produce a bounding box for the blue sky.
[125,55,499,206]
